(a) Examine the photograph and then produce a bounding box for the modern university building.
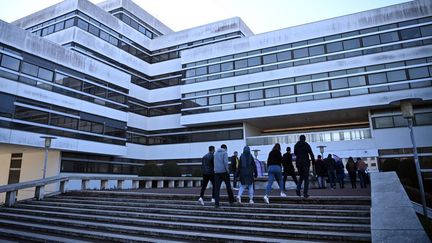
[0,0,431,194]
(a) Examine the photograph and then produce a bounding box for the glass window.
[348,76,366,87]
[195,66,207,76]
[138,25,146,34]
[21,62,38,76]
[393,115,408,127]
[408,67,429,79]
[109,36,118,46]
[309,45,325,56]
[89,24,99,36]
[50,114,78,129]
[277,51,292,61]
[296,83,312,94]
[326,42,343,53]
[222,94,234,103]
[46,25,54,35]
[368,73,387,84]
[235,59,247,69]
[208,96,221,105]
[263,54,277,64]
[221,62,234,72]
[265,88,279,98]
[293,48,308,59]
[380,31,399,43]
[400,27,421,40]
[99,30,110,42]
[386,70,407,82]
[249,90,263,100]
[362,35,380,46]
[343,39,361,50]
[248,56,261,67]
[331,78,348,89]
[77,19,89,31]
[415,113,432,125]
[280,86,295,96]
[208,64,220,74]
[374,116,393,129]
[55,74,82,90]
[54,22,64,32]
[236,92,249,102]
[38,67,53,81]
[195,98,207,106]
[185,69,195,78]
[83,82,106,98]
[420,25,432,37]
[312,81,329,91]
[1,55,20,71]
[14,107,49,124]
[64,18,74,28]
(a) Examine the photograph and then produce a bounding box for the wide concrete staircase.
[0,191,371,242]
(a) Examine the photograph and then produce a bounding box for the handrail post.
[5,191,17,207]
[101,180,108,190]
[132,180,139,189]
[81,179,89,190]
[60,180,68,194]
[35,185,45,200]
[117,180,124,190]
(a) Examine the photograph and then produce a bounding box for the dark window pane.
[309,45,325,56]
[408,67,429,79]
[221,94,234,103]
[368,73,387,84]
[280,86,295,96]
[326,42,343,52]
[221,62,233,72]
[64,18,74,28]
[393,115,408,127]
[277,51,291,61]
[420,25,432,37]
[77,19,89,31]
[14,107,49,124]
[1,55,20,71]
[55,74,82,90]
[249,90,263,100]
[50,114,78,129]
[234,59,247,69]
[400,27,421,40]
[195,66,207,76]
[348,76,366,87]
[380,31,399,43]
[312,81,329,91]
[386,70,407,82]
[38,67,53,81]
[248,56,261,67]
[208,96,221,105]
[343,39,361,50]
[374,117,393,128]
[296,83,312,94]
[99,30,110,42]
[46,25,54,35]
[362,35,380,46]
[263,54,277,64]
[331,78,348,89]
[208,64,220,74]
[21,62,38,76]
[89,24,99,36]
[265,88,279,98]
[54,22,65,32]
[195,98,207,106]
[293,48,308,58]
[236,92,249,102]
[415,113,432,125]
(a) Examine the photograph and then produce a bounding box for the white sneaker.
[249,199,254,204]
[211,198,215,203]
[237,196,242,204]
[263,195,269,204]
[198,197,204,206]
[280,192,287,197]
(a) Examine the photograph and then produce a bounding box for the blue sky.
[0,0,411,33]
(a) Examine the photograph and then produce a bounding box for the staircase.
[0,191,371,242]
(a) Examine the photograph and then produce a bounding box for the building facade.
[0,0,431,193]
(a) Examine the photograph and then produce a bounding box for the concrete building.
[0,0,431,195]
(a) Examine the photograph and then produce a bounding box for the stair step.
[0,226,90,243]
[42,198,370,216]
[0,212,371,242]
[18,201,371,223]
[0,207,371,233]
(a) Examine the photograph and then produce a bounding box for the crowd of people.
[197,135,369,207]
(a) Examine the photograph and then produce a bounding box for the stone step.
[0,207,371,233]
[15,201,371,224]
[0,219,185,243]
[56,194,371,210]
[42,197,370,217]
[0,212,371,242]
[0,226,90,243]
[66,191,371,205]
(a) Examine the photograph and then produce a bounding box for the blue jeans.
[328,170,336,188]
[238,183,254,199]
[317,176,326,188]
[265,165,283,195]
[358,170,367,188]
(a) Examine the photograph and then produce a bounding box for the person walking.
[346,157,357,189]
[264,143,287,204]
[230,151,239,189]
[294,135,315,198]
[314,155,327,189]
[282,146,298,191]
[325,154,336,189]
[213,144,235,208]
[198,146,216,205]
[335,158,345,189]
[357,158,368,188]
[236,146,257,204]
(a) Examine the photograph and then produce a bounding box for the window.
[326,42,343,53]
[21,62,38,76]
[331,78,348,89]
[343,39,361,50]
[54,22,64,32]
[195,66,207,76]
[408,67,429,79]
[400,27,421,40]
[386,70,407,82]
[14,107,49,124]
[89,24,99,36]
[249,90,263,100]
[415,113,432,125]
[368,73,387,84]
[50,114,78,129]
[247,56,261,67]
[312,81,329,92]
[221,94,234,104]
[374,116,393,128]
[64,18,74,28]
[265,88,279,98]
[46,25,54,35]
[348,76,366,87]
[38,67,53,81]
[280,86,295,96]
[293,48,308,59]
[1,55,20,71]
[221,62,234,72]
[296,83,312,94]
[208,96,221,105]
[236,92,249,102]
[77,19,89,31]
[55,74,82,90]
[234,59,247,69]
[380,31,399,43]
[420,25,432,37]
[208,64,220,74]
[309,45,325,56]
[99,30,110,42]
[263,54,277,64]
[195,98,207,106]
[393,115,408,127]
[277,51,291,61]
[362,35,380,46]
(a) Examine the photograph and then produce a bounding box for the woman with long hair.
[263,143,287,204]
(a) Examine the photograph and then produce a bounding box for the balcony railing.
[246,128,372,146]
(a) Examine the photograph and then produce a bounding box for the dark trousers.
[283,170,298,191]
[199,173,215,198]
[214,172,234,207]
[348,171,357,188]
[297,166,310,195]
[232,173,238,188]
[337,173,345,188]
[328,170,336,189]
[358,170,368,188]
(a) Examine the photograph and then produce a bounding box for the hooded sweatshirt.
[214,148,229,173]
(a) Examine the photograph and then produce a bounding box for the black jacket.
[282,152,295,173]
[230,155,239,173]
[201,152,214,175]
[238,147,257,185]
[315,159,327,177]
[267,150,282,167]
[325,157,336,172]
[294,141,314,168]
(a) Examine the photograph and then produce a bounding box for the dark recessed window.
[64,18,75,28]
[279,86,295,96]
[263,54,277,64]
[343,39,361,50]
[400,27,421,40]
[368,73,387,84]
[380,31,399,43]
[209,96,221,105]
[296,83,312,94]
[208,64,220,74]
[348,76,366,87]
[326,42,343,53]
[408,67,429,79]
[21,62,38,76]
[1,55,20,71]
[221,94,234,104]
[415,113,432,125]
[247,56,261,67]
[293,48,309,59]
[54,22,65,32]
[38,67,53,81]
[309,45,325,56]
[265,88,280,98]
[420,25,432,37]
[331,78,348,89]
[77,19,89,31]
[89,24,99,36]
[236,92,249,102]
[386,70,407,82]
[249,90,263,100]
[374,116,393,129]
[312,81,329,92]
[277,51,291,62]
[195,66,207,76]
[362,35,380,46]
[234,59,247,69]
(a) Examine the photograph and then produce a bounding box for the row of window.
[127,128,244,145]
[113,12,158,39]
[372,112,432,129]
[183,18,432,83]
[110,8,164,37]
[182,62,432,114]
[0,51,128,111]
[128,98,181,117]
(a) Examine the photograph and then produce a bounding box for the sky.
[0,0,411,34]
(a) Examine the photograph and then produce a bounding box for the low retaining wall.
[371,171,429,242]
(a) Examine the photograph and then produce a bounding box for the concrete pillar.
[117,180,124,189]
[187,180,193,187]
[5,191,17,207]
[145,180,152,189]
[178,180,184,187]
[35,185,44,200]
[157,180,164,188]
[168,180,175,188]
[60,180,68,193]
[100,180,108,190]
[81,179,89,190]
[132,180,139,189]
